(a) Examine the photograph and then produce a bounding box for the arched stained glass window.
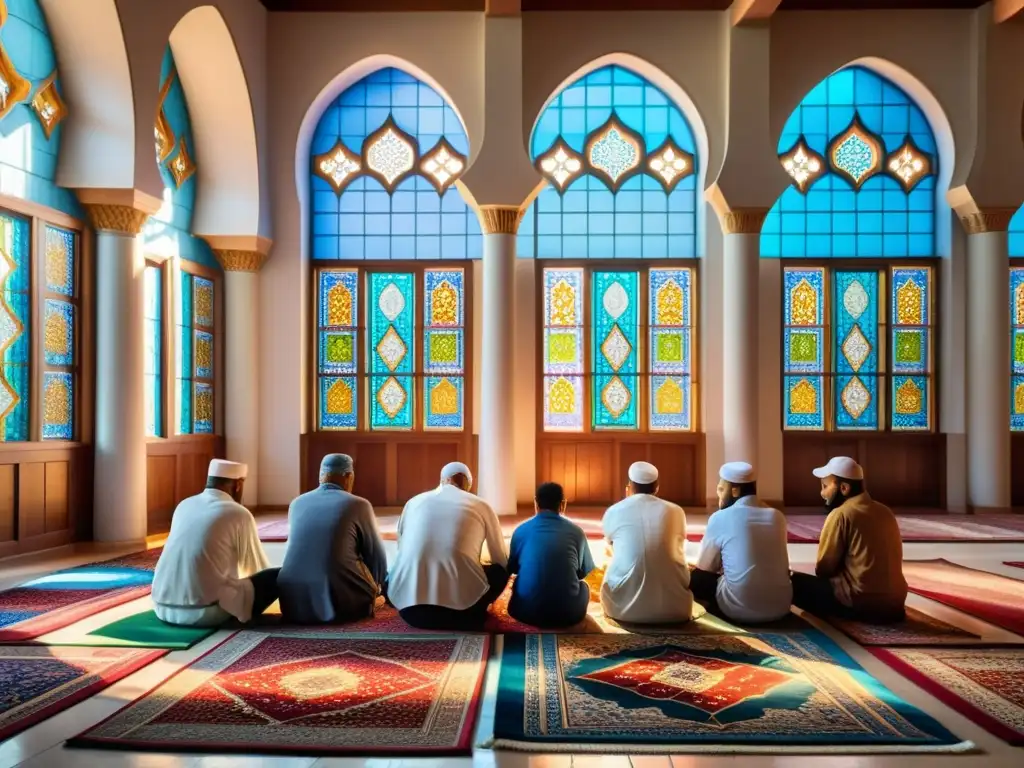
[176,270,215,434]
[0,212,30,441]
[1010,206,1024,258]
[772,66,938,434]
[528,64,698,432]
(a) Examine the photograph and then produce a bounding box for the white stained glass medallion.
[586,117,642,191]
[601,325,632,372]
[537,140,583,191]
[601,377,631,419]
[841,377,872,420]
[886,139,932,192]
[602,280,629,320]
[364,119,416,191]
[377,376,407,419]
[376,326,407,372]
[315,141,362,193]
[647,139,693,191]
[420,139,466,194]
[378,282,406,321]
[780,138,825,193]
[841,325,871,372]
[842,280,869,320]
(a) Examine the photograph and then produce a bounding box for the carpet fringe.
[478,738,976,754]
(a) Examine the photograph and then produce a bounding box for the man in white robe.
[387,462,508,630]
[601,461,695,624]
[152,460,278,627]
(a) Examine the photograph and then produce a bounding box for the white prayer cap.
[720,461,756,484]
[208,459,247,480]
[320,453,354,475]
[440,461,473,485]
[812,456,864,481]
[628,461,659,485]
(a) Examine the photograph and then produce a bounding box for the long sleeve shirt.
[507,511,595,618]
[277,485,388,623]
[386,484,508,611]
[816,492,907,615]
[152,489,270,626]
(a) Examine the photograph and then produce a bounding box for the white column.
[720,210,767,466]
[477,206,518,515]
[88,206,149,543]
[964,211,1012,510]
[214,250,265,508]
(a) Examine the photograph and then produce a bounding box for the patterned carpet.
[490,631,970,753]
[904,559,1024,636]
[824,606,989,647]
[786,514,1024,543]
[869,648,1024,745]
[0,646,166,740]
[0,549,162,642]
[69,631,489,756]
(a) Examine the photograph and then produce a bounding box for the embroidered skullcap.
[208,459,247,480]
[441,461,473,486]
[720,462,756,485]
[628,461,659,485]
[320,453,354,476]
[812,456,864,481]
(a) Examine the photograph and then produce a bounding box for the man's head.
[320,453,355,492]
[535,482,566,515]
[626,461,659,497]
[206,460,247,503]
[440,461,473,492]
[812,456,865,512]
[717,462,757,510]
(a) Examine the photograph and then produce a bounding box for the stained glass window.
[762,66,937,259]
[0,213,30,442]
[315,266,468,432]
[783,266,932,432]
[144,265,163,437]
[41,225,77,440]
[309,68,481,260]
[1011,267,1024,431]
[542,266,693,432]
[519,65,698,260]
[177,270,215,435]
[1011,207,1024,259]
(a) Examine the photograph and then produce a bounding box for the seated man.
[387,462,509,630]
[277,454,388,624]
[507,482,596,628]
[601,461,695,624]
[691,462,792,623]
[791,457,907,623]
[152,460,278,627]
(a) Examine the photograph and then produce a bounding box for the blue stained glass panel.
[592,272,638,430]
[891,375,929,431]
[177,271,193,435]
[43,300,74,367]
[891,267,930,325]
[1013,270,1024,399]
[318,270,359,328]
[425,375,463,430]
[784,268,825,325]
[193,276,214,327]
[593,374,637,429]
[1010,206,1024,258]
[179,378,192,435]
[424,269,464,326]
[785,376,825,430]
[45,226,75,297]
[543,268,583,327]
[649,268,692,326]
[368,273,414,378]
[42,372,73,440]
[194,382,213,434]
[1013,375,1024,432]
[370,375,413,430]
[833,271,879,430]
[0,213,29,442]
[835,374,880,430]
[194,330,214,379]
[320,376,357,430]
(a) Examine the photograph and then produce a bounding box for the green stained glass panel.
[1014,330,1024,369]
[655,332,683,364]
[789,332,818,364]
[326,333,353,365]
[429,332,458,365]
[548,332,577,365]
[895,330,922,365]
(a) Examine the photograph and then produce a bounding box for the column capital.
[958,208,1018,235]
[719,207,770,235]
[214,249,267,272]
[76,188,162,235]
[479,205,522,235]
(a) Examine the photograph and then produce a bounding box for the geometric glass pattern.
[31,73,68,141]
[762,66,937,259]
[144,265,162,437]
[424,269,464,430]
[834,271,879,431]
[783,268,825,430]
[43,300,73,367]
[44,226,74,297]
[543,268,584,431]
[317,269,358,430]
[890,267,931,430]
[1013,267,1024,431]
[520,65,698,260]
[649,268,692,431]
[592,271,638,429]
[309,68,481,260]
[369,273,414,429]
[40,223,79,442]
[0,212,29,441]
[176,270,215,435]
[42,371,73,440]
[780,137,824,193]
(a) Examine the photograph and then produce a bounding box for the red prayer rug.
[869,647,1024,745]
[490,631,970,753]
[0,646,166,740]
[1005,562,1024,570]
[904,559,1024,636]
[69,631,488,756]
[0,549,162,642]
[824,606,990,646]
[785,514,1024,544]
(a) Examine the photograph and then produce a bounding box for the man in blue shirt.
[507,482,595,628]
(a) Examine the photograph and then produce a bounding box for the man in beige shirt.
[791,457,907,623]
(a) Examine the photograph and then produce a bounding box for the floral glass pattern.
[424,269,464,430]
[177,271,215,435]
[0,213,29,441]
[369,272,414,429]
[834,271,879,430]
[31,72,66,140]
[40,224,78,441]
[828,117,883,190]
[536,139,584,192]
[313,140,361,194]
[780,138,824,193]
[650,268,692,431]
[1013,267,1024,432]
[318,270,358,430]
[543,268,584,431]
[887,138,932,192]
[592,271,638,429]
[783,268,825,430]
[585,117,643,192]
[419,139,465,194]
[647,139,694,192]
[890,267,931,430]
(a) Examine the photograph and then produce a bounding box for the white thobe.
[695,497,793,623]
[152,489,270,626]
[601,494,694,623]
[387,484,508,611]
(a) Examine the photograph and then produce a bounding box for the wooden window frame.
[143,258,171,439]
[175,261,222,437]
[535,259,700,436]
[780,258,939,434]
[311,261,474,435]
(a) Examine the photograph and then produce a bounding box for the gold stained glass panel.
[31,72,67,140]
[789,379,817,415]
[896,279,923,325]
[1016,282,1024,326]
[655,280,683,326]
[430,280,459,325]
[789,280,818,326]
[550,279,577,326]
[549,377,575,414]
[327,283,353,327]
[895,378,923,415]
[654,378,683,415]
[547,332,577,365]
[326,378,353,415]
[429,332,458,364]
[44,309,68,357]
[1016,382,1024,416]
[43,376,69,428]
[0,35,30,122]
[429,378,459,415]
[195,385,213,424]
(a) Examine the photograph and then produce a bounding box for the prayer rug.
[489,631,970,753]
[0,549,162,642]
[785,514,1024,544]
[869,648,1024,745]
[46,610,218,650]
[69,630,488,756]
[824,606,987,646]
[0,646,166,740]
[1006,562,1024,570]
[904,560,1024,636]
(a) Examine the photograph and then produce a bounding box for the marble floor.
[2,517,1024,768]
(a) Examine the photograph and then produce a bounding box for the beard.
[719,494,737,511]
[823,487,847,513]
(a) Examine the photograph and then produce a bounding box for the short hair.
[725,480,757,499]
[535,482,564,511]
[630,480,658,495]
[837,477,864,496]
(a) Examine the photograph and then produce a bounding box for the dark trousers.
[791,571,905,622]
[249,567,281,620]
[689,568,722,615]
[399,564,508,631]
[508,582,590,629]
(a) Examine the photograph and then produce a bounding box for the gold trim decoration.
[479,205,522,235]
[584,114,644,193]
[362,115,417,193]
[0,240,24,425]
[419,137,466,194]
[827,114,884,190]
[155,70,176,162]
[214,249,266,272]
[721,208,769,235]
[0,16,31,123]
[168,137,196,188]
[83,204,150,235]
[31,71,66,140]
[0,1,7,27]
[959,208,1018,235]
[886,135,932,193]
[646,137,694,193]
[313,139,361,194]
[535,138,583,193]
[780,137,825,193]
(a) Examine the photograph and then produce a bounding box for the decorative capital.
[720,207,769,235]
[83,204,150,235]
[214,249,266,272]
[959,208,1018,235]
[479,205,522,235]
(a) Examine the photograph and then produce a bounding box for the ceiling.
[257,0,988,10]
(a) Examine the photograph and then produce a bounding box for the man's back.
[509,513,593,616]
[278,486,386,623]
[601,494,693,623]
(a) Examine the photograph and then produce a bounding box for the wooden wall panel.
[396,442,459,502]
[18,463,45,539]
[44,462,69,533]
[147,455,177,534]
[146,436,225,536]
[783,433,946,509]
[0,465,14,543]
[1012,434,1024,508]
